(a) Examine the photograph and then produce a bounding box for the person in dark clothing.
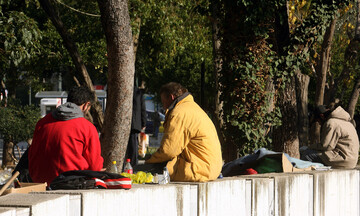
[125,86,147,167]
[152,111,161,138]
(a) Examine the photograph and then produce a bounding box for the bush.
[0,103,40,144]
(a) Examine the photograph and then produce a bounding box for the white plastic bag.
[138,132,149,158]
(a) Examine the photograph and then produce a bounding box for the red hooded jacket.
[29,103,104,184]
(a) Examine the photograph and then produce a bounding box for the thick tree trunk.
[295,71,310,147]
[39,0,104,130]
[272,2,299,158]
[273,76,300,158]
[97,0,135,171]
[210,0,233,161]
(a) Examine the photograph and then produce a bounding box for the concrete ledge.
[0,169,359,216]
[0,193,69,216]
[313,169,359,216]
[197,177,246,216]
[41,184,192,216]
[0,207,29,216]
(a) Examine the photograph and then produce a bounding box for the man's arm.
[83,125,104,170]
[146,114,187,163]
[318,121,340,151]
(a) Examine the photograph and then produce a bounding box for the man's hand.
[144,154,152,161]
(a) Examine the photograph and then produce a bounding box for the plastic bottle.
[109,160,118,174]
[124,159,133,174]
[162,167,170,184]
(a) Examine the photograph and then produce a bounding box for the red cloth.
[244,168,258,175]
[29,114,104,184]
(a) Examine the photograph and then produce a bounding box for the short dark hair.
[160,82,188,98]
[314,105,331,120]
[67,86,94,106]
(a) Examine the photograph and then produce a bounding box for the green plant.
[0,102,40,145]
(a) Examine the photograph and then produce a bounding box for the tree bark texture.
[38,0,104,130]
[315,18,336,107]
[347,2,360,118]
[97,0,135,171]
[273,76,300,158]
[356,0,360,41]
[295,71,310,147]
[310,18,337,144]
[348,76,360,119]
[210,0,232,161]
[272,2,299,158]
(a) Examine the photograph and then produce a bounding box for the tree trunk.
[347,2,360,118]
[97,0,135,171]
[272,2,299,158]
[315,18,336,106]
[273,76,300,158]
[210,0,233,161]
[2,141,15,167]
[356,0,360,41]
[311,18,337,144]
[295,71,310,147]
[348,75,360,119]
[38,0,104,130]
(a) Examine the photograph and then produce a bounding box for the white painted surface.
[0,193,68,216]
[197,177,246,216]
[0,170,359,216]
[313,170,359,216]
[274,174,313,216]
[251,178,275,216]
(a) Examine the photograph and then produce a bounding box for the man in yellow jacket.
[146,82,223,182]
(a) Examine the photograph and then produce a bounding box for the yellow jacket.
[146,94,223,182]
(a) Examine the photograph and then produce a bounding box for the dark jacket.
[131,86,146,132]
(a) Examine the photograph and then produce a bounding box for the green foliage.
[0,101,40,144]
[133,0,214,102]
[0,2,42,69]
[327,3,358,108]
[220,0,282,155]
[220,0,351,156]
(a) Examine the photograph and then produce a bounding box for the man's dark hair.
[67,86,94,106]
[314,105,333,120]
[160,82,188,98]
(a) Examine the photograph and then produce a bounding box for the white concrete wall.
[0,169,359,216]
[0,193,69,216]
[197,177,246,216]
[313,170,359,216]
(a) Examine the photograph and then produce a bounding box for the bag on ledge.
[49,170,131,190]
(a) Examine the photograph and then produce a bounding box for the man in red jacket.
[29,86,104,184]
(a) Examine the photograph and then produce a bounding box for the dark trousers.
[300,148,324,164]
[133,162,168,175]
[125,132,139,167]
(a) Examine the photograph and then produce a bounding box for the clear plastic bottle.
[124,159,133,174]
[163,167,170,184]
[109,160,118,174]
